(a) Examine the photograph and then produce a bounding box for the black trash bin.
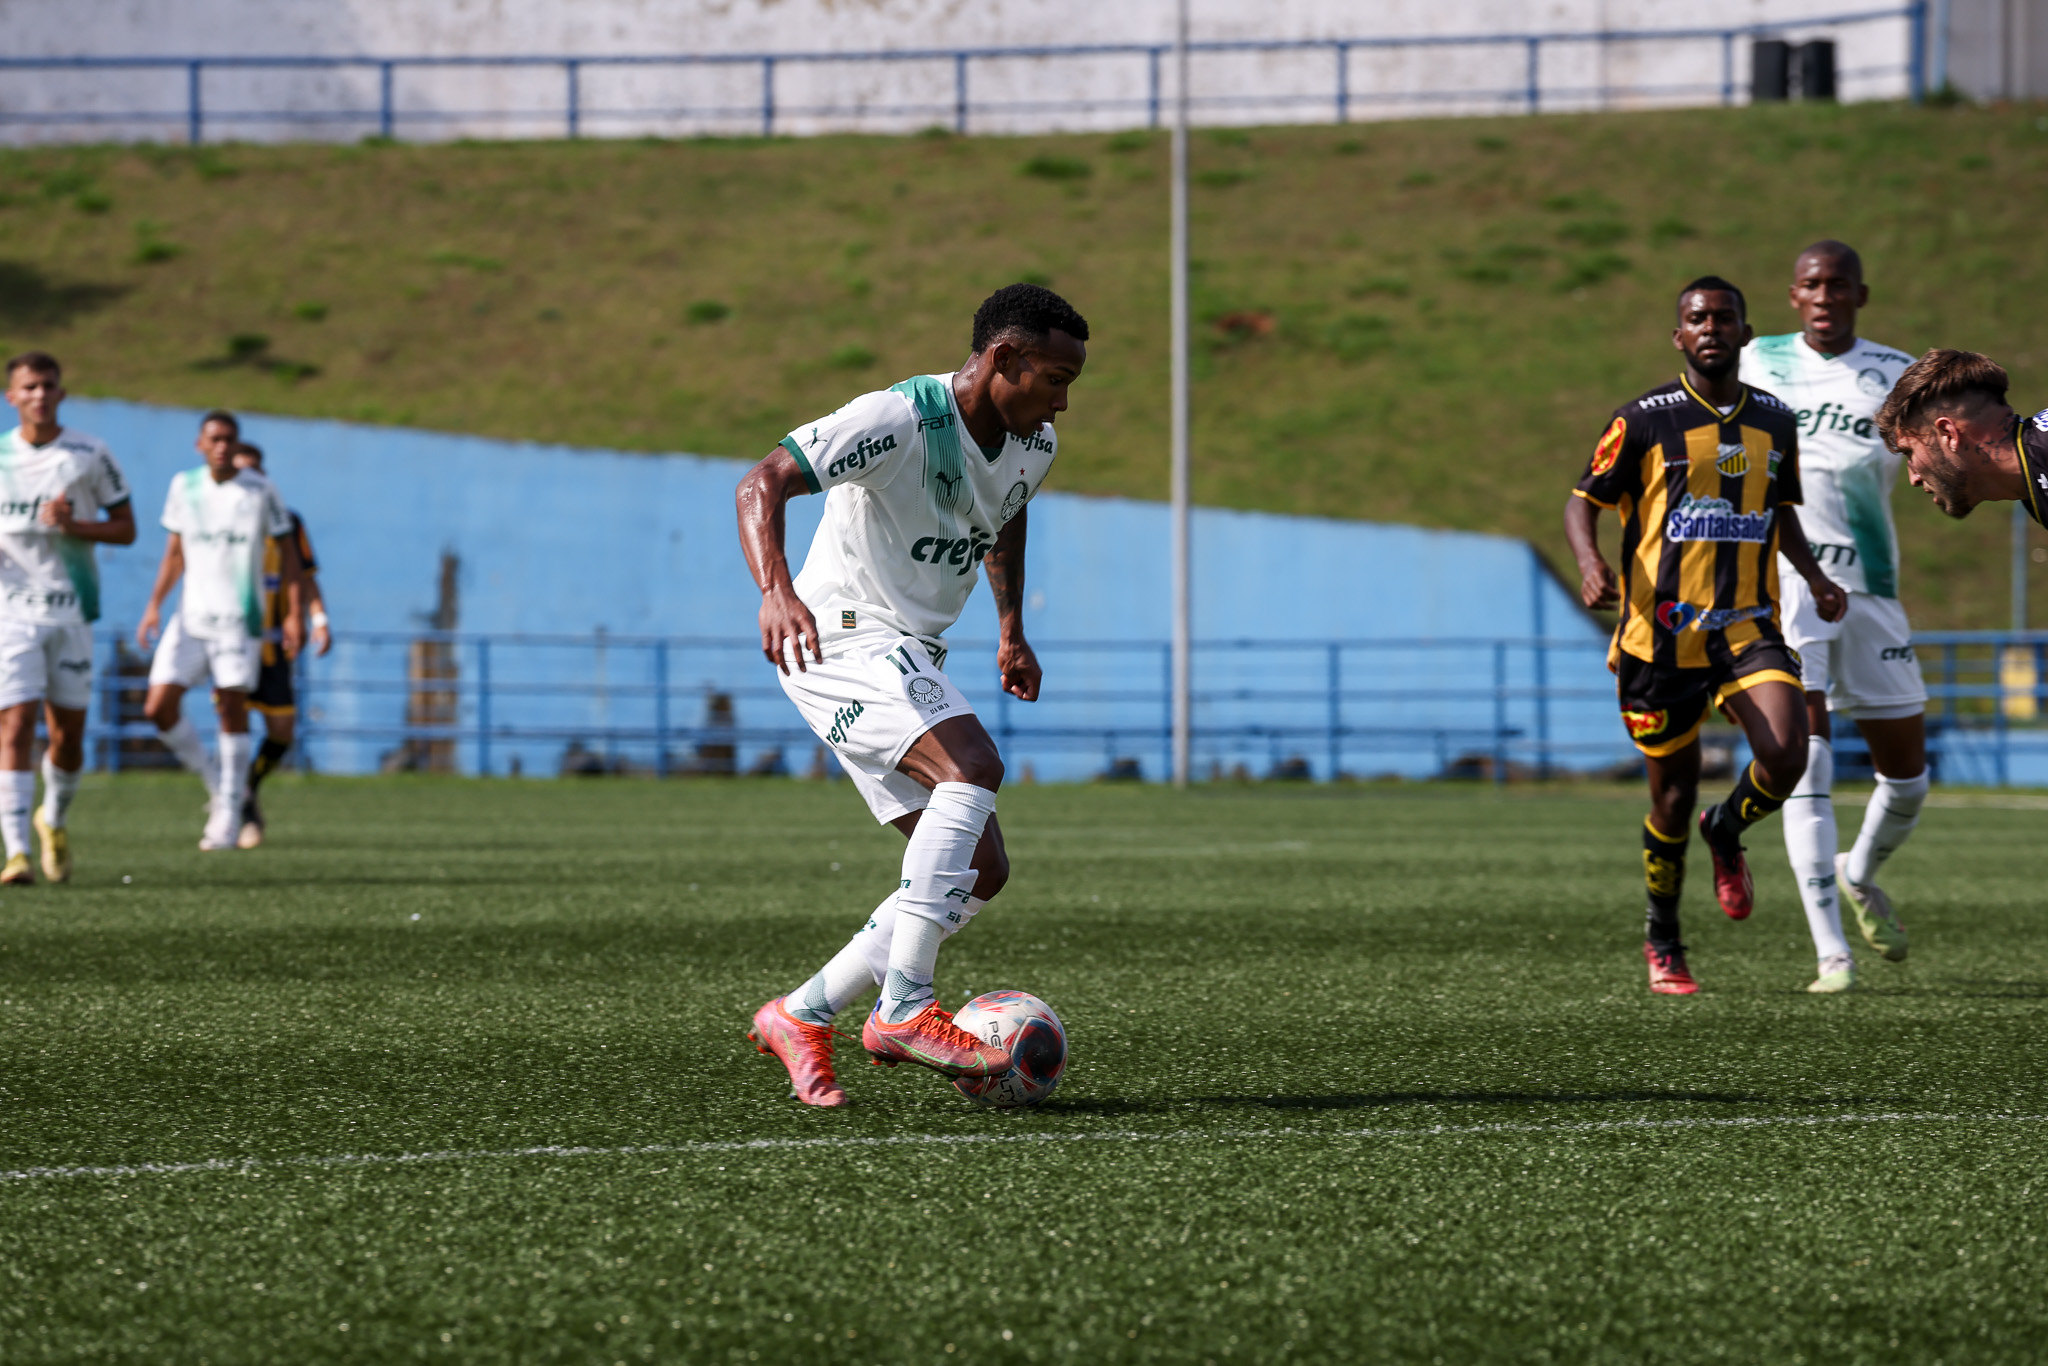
[1753,39,1791,101]
[1796,39,1838,101]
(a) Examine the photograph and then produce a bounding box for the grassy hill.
[2,101,2045,628]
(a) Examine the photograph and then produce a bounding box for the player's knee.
[944,748,1003,791]
[1755,738,1807,791]
[143,696,179,729]
[974,845,1010,901]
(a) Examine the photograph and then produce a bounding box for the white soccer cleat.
[198,800,238,852]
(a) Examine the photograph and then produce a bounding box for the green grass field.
[1,774,2043,1363]
[3,102,2048,626]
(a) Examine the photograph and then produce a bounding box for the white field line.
[3,1111,2043,1185]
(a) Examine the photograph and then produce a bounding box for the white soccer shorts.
[1783,577,1927,720]
[778,629,974,824]
[0,619,95,711]
[148,613,261,693]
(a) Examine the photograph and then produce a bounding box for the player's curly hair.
[1676,275,1746,321]
[1877,348,2010,449]
[971,283,1090,354]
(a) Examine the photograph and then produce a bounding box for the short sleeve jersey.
[1573,376,1803,671]
[2017,407,2048,528]
[1740,333,1916,598]
[779,373,1058,645]
[0,425,132,625]
[160,467,293,639]
[261,511,316,638]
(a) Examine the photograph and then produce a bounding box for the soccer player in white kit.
[0,353,138,884]
[1740,242,1926,992]
[136,410,305,851]
[737,284,1087,1106]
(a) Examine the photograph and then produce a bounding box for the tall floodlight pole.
[1169,0,1192,788]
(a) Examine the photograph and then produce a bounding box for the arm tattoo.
[985,512,1026,619]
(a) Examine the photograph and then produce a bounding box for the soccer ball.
[951,990,1067,1110]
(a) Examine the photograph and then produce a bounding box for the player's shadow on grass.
[1039,1089,1881,1117]
[0,261,130,329]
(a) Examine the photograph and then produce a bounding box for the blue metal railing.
[82,622,2048,787]
[0,5,1925,144]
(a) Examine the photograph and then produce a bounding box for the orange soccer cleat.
[1699,808,1754,920]
[1644,941,1699,995]
[862,1000,1010,1078]
[747,997,848,1108]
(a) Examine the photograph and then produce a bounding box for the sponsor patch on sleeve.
[1590,416,1627,476]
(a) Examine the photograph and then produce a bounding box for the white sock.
[216,731,252,823]
[879,781,996,1024]
[0,771,32,860]
[39,755,80,830]
[159,715,215,795]
[788,894,898,1026]
[1846,768,1929,886]
[1783,737,1851,963]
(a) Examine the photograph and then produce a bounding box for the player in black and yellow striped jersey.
[1565,277,1848,995]
[1876,347,2048,528]
[225,442,331,848]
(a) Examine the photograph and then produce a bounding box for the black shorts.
[249,649,295,716]
[1614,641,1804,757]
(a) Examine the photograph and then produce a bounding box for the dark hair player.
[1563,277,1847,993]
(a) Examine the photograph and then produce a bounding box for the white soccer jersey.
[160,467,292,640]
[0,426,131,625]
[781,373,1058,644]
[1740,333,1916,598]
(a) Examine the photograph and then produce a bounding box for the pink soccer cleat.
[862,1000,1010,1078]
[747,997,848,1108]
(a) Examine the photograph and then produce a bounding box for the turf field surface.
[1,774,2044,1363]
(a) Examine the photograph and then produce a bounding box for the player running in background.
[736,283,1087,1106]
[136,411,304,851]
[1880,348,2048,528]
[0,353,136,885]
[1740,242,1924,992]
[1564,277,1847,994]
[227,440,331,848]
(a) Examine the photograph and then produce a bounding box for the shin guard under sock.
[1846,769,1929,886]
[249,737,290,792]
[1783,737,1851,962]
[1710,760,1790,845]
[1642,817,1688,949]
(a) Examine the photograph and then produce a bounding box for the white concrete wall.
[1944,0,2048,100]
[0,0,1927,143]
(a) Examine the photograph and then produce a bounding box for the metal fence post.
[761,56,775,136]
[379,61,395,138]
[1530,547,1550,780]
[101,633,119,773]
[1721,32,1735,105]
[1148,48,1162,129]
[654,639,670,778]
[1326,642,1341,781]
[1161,641,1175,779]
[1909,0,1928,101]
[187,60,203,144]
[1492,641,1509,785]
[476,637,492,776]
[566,60,581,139]
[1525,38,1541,114]
[954,52,969,134]
[1334,42,1349,123]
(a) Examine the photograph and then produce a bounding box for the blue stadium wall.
[67,398,1625,781]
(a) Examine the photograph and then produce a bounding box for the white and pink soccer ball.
[951,990,1067,1109]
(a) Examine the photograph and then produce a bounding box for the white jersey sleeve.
[258,475,293,538]
[780,389,917,495]
[159,474,188,535]
[85,444,131,510]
